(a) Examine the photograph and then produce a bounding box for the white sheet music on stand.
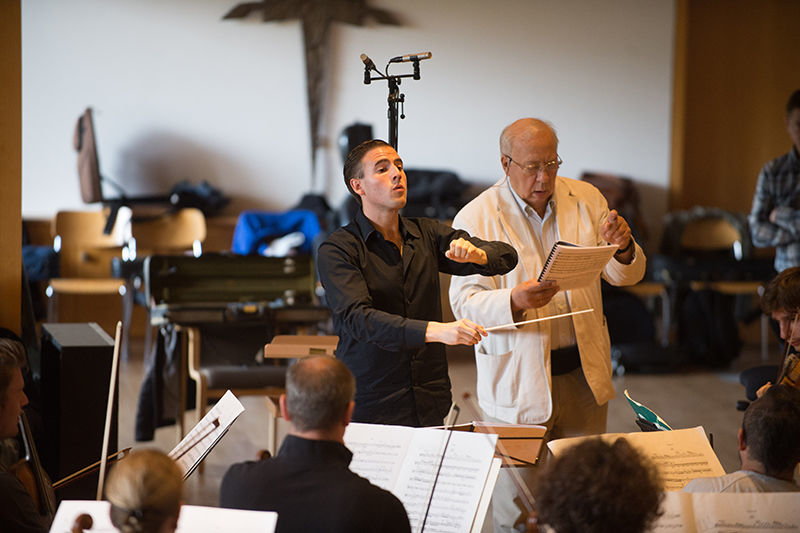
[472,458,502,533]
[547,426,724,491]
[49,500,277,533]
[652,492,800,532]
[168,390,245,479]
[344,423,499,533]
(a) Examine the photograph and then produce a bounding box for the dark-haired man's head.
[342,139,407,213]
[761,267,800,350]
[0,338,28,439]
[280,356,355,441]
[532,438,663,533]
[740,384,800,480]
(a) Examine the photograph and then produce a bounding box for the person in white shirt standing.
[449,118,646,531]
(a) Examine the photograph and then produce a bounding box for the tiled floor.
[116,334,778,507]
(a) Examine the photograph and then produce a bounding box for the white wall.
[22,0,674,245]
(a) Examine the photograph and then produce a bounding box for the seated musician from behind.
[104,448,184,533]
[0,338,48,533]
[683,384,800,493]
[220,356,411,533]
[532,438,663,533]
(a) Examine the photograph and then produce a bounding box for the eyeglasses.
[505,155,562,176]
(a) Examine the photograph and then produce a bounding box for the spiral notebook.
[537,241,619,290]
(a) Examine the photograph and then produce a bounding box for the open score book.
[344,423,501,533]
[538,241,619,291]
[547,426,725,491]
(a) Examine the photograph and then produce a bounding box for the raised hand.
[602,210,634,262]
[445,238,488,265]
[601,210,632,248]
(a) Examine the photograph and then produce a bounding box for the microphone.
[389,51,432,63]
[360,53,378,71]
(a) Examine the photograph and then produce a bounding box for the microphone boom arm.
[361,53,429,150]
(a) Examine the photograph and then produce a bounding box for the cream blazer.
[449,177,646,424]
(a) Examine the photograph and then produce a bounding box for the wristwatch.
[614,239,634,256]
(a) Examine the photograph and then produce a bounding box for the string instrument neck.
[15,411,57,520]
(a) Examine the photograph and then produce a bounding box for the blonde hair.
[105,449,183,533]
[0,338,26,406]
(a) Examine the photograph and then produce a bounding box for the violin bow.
[96,321,123,500]
[52,447,132,490]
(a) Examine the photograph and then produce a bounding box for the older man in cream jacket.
[449,118,646,531]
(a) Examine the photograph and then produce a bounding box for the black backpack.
[678,288,742,367]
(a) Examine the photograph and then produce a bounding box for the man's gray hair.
[285,356,355,432]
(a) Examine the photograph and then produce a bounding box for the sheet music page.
[538,242,618,291]
[650,492,695,532]
[50,501,115,533]
[650,492,800,532]
[547,426,724,490]
[49,501,277,533]
[345,423,417,491]
[471,458,502,533]
[344,423,498,533]
[692,493,800,531]
[394,428,497,533]
[177,505,277,532]
[168,390,245,478]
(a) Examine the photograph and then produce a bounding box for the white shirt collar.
[505,176,555,222]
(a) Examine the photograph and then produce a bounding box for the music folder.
[538,241,619,291]
[446,421,547,467]
[168,390,245,479]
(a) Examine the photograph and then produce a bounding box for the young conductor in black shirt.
[317,140,518,427]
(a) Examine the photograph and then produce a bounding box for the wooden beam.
[0,0,21,334]
[668,0,688,211]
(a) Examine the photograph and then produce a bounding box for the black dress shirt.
[317,211,518,426]
[220,435,411,533]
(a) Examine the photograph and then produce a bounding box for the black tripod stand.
[361,53,430,149]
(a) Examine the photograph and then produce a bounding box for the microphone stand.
[420,404,460,533]
[362,57,425,150]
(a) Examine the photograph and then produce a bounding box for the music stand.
[447,422,546,467]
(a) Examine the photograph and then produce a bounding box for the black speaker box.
[40,323,117,501]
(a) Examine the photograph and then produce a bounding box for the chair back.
[129,208,206,258]
[53,209,131,278]
[660,206,751,260]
